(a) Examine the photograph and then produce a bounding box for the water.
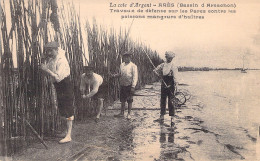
[180,70,260,130]
[179,70,260,160]
[131,70,260,160]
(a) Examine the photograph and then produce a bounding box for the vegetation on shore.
[0,0,162,156]
[178,66,259,71]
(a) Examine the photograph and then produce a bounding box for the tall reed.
[0,0,162,156]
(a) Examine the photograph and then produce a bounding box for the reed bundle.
[0,0,162,156]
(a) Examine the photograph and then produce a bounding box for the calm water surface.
[179,70,260,160]
[131,70,260,160]
[180,70,260,130]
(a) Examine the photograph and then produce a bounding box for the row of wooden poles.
[0,0,163,156]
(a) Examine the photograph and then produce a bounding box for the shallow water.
[178,70,260,160]
[130,70,260,160]
[180,70,260,127]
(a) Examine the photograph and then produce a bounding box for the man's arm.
[153,63,163,77]
[132,65,138,88]
[111,64,122,78]
[41,63,60,81]
[86,81,99,98]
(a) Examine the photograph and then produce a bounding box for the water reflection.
[117,121,134,152]
[159,122,179,160]
[168,132,174,143]
[159,122,175,143]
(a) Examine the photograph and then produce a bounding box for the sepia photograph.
[1,0,260,160]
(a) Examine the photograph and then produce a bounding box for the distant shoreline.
[178,67,260,72]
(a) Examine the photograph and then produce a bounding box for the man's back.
[81,73,103,88]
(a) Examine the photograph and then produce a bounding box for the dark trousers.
[160,76,175,116]
[54,76,74,118]
[120,85,133,103]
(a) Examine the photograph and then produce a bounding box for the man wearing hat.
[41,41,74,143]
[153,51,178,126]
[111,51,138,119]
[80,66,106,122]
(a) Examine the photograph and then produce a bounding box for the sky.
[68,0,260,69]
[1,0,260,68]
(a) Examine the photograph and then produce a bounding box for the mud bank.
[12,81,259,160]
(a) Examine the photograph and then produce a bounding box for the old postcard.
[1,0,260,160]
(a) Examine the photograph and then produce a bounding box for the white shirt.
[119,62,138,87]
[154,61,178,80]
[80,73,103,97]
[46,48,70,82]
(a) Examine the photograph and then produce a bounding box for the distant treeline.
[178,67,260,71]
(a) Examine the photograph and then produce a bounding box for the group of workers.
[41,41,178,143]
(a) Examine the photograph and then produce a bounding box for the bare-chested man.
[80,66,107,122]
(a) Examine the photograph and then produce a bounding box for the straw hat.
[122,51,132,56]
[165,51,175,58]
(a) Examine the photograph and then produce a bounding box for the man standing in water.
[112,52,138,119]
[80,66,106,122]
[41,41,74,143]
[153,51,178,126]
